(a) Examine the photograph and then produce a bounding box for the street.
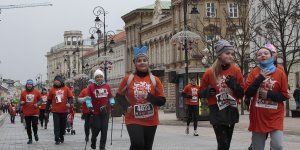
[0,113,300,150]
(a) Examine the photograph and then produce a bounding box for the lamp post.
[171,0,200,85]
[90,6,116,82]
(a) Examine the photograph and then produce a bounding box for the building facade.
[46,31,93,83]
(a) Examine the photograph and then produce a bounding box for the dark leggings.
[91,114,109,149]
[39,109,49,126]
[213,124,235,150]
[84,114,91,137]
[187,105,198,130]
[53,113,67,142]
[127,124,157,150]
[24,116,38,139]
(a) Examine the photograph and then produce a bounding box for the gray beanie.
[214,39,235,56]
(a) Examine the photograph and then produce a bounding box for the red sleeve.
[280,71,290,99]
[182,85,189,94]
[20,91,25,102]
[86,85,92,97]
[199,69,211,90]
[79,88,86,98]
[47,89,53,101]
[154,76,165,97]
[117,74,130,96]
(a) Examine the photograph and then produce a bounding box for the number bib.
[216,92,237,110]
[134,103,154,119]
[256,98,278,109]
[191,96,198,102]
[55,95,62,103]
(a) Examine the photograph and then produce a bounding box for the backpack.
[121,73,158,94]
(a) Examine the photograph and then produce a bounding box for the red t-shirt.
[79,88,89,114]
[199,65,245,106]
[87,84,113,115]
[40,94,48,110]
[183,84,200,105]
[117,74,165,126]
[9,105,16,116]
[47,86,73,113]
[245,67,290,132]
[20,89,42,116]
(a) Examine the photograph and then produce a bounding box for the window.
[206,2,216,18]
[229,3,238,18]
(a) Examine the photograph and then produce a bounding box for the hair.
[211,58,222,81]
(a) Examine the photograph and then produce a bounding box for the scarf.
[258,57,276,73]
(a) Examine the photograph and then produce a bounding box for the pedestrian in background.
[9,103,17,123]
[198,39,244,150]
[115,46,166,150]
[45,75,73,145]
[181,76,200,136]
[20,79,42,144]
[78,79,95,142]
[86,69,115,150]
[39,88,49,129]
[245,45,289,150]
[293,84,300,109]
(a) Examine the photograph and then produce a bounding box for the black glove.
[199,85,216,98]
[100,105,108,115]
[225,75,244,98]
[181,92,193,99]
[267,90,288,102]
[245,74,266,97]
[244,97,251,107]
[146,93,166,106]
[88,107,94,114]
[209,88,216,96]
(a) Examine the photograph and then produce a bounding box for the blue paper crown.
[133,46,148,58]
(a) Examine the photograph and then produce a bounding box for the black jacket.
[209,104,239,126]
[293,88,300,102]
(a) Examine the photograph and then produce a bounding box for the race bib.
[134,103,154,119]
[256,98,278,109]
[216,92,237,110]
[94,89,108,98]
[26,94,34,103]
[191,96,198,102]
[55,95,62,103]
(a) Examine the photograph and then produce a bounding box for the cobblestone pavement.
[0,113,300,150]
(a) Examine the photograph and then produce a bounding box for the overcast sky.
[0,0,168,84]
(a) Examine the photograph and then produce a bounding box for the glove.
[88,107,94,114]
[146,93,166,106]
[100,105,108,115]
[225,75,237,90]
[244,97,251,107]
[209,88,216,96]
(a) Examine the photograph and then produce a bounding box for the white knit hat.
[94,69,104,79]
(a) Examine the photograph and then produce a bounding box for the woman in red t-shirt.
[181,77,200,136]
[20,79,42,144]
[9,103,17,123]
[198,39,244,150]
[245,46,289,150]
[115,46,166,150]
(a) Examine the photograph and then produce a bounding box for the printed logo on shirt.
[94,88,108,98]
[42,95,47,104]
[55,89,64,103]
[133,81,151,102]
[216,75,237,110]
[256,77,278,109]
[26,94,35,103]
[191,87,199,102]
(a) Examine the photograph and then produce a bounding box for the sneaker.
[55,141,60,145]
[27,139,32,144]
[85,136,89,142]
[91,143,96,149]
[34,134,39,141]
[60,136,64,143]
[44,126,47,129]
[185,126,189,135]
[193,130,199,136]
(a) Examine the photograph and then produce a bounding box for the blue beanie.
[26,79,34,85]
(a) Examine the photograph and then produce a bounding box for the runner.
[198,39,244,150]
[115,46,166,150]
[39,88,49,129]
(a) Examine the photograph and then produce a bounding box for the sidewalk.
[0,113,7,127]
[158,110,300,135]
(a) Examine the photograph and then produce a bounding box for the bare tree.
[254,0,300,116]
